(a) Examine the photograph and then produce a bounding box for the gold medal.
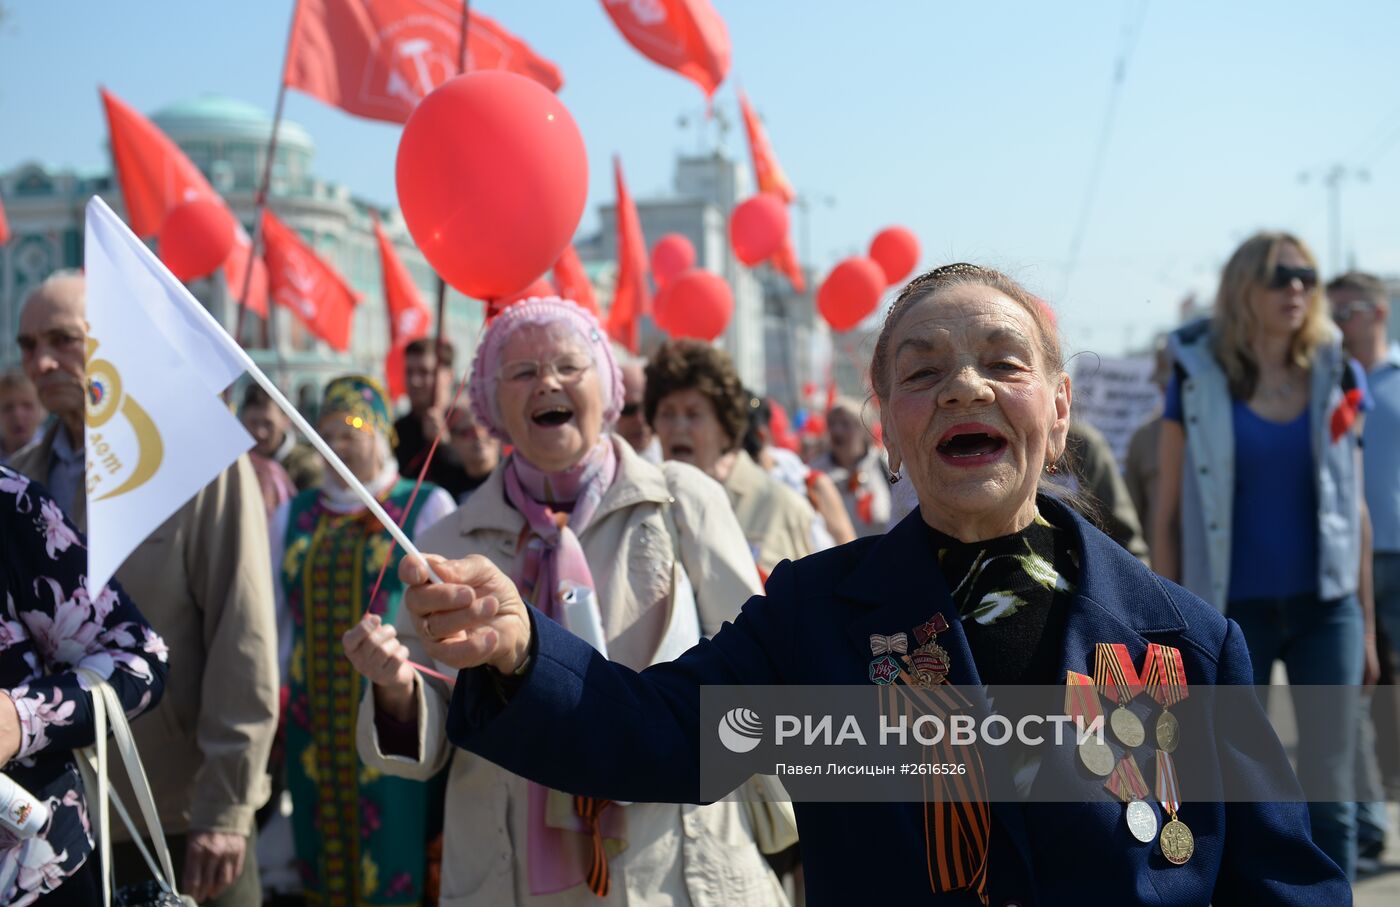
[1110,706,1145,748]
[1159,817,1194,865]
[1155,709,1179,753]
[1078,737,1114,777]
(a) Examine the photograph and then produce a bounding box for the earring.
[1045,462,1060,475]
[886,469,902,485]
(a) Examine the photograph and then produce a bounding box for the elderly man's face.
[17,276,88,419]
[241,402,289,459]
[880,286,1070,540]
[616,363,652,453]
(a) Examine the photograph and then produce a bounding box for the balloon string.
[362,364,475,689]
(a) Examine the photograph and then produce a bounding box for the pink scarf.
[503,440,627,895]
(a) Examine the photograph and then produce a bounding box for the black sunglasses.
[1267,265,1318,291]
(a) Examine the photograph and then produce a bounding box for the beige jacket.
[14,423,279,836]
[358,438,786,906]
[722,450,816,575]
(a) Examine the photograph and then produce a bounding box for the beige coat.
[722,450,816,575]
[357,438,786,906]
[13,424,279,836]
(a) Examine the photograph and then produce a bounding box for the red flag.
[373,215,433,398]
[261,209,360,351]
[601,0,729,99]
[605,157,650,353]
[771,237,806,293]
[0,195,10,246]
[553,244,599,317]
[738,89,794,204]
[286,0,562,125]
[100,88,268,316]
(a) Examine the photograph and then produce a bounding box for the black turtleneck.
[924,505,1078,686]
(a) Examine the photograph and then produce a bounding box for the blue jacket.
[447,498,1349,906]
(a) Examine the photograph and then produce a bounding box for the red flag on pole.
[738,89,794,204]
[600,0,729,100]
[553,244,599,317]
[100,88,269,316]
[261,209,360,351]
[285,0,562,125]
[771,236,806,293]
[605,157,650,353]
[372,215,434,398]
[0,195,10,246]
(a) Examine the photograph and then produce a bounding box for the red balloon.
[158,198,236,282]
[868,226,920,286]
[396,71,588,300]
[487,277,557,322]
[729,193,789,266]
[654,270,732,341]
[650,234,696,288]
[817,257,886,332]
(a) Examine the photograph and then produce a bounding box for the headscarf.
[468,296,624,442]
[318,375,399,512]
[466,298,627,894]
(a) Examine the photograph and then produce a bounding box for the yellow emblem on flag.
[84,335,164,502]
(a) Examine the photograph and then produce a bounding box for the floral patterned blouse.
[0,466,169,905]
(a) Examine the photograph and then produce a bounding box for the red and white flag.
[100,88,268,315]
[372,215,433,399]
[605,157,650,353]
[261,209,360,351]
[601,0,729,100]
[286,0,562,125]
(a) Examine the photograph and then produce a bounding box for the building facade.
[0,95,484,413]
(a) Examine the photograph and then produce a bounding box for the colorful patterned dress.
[281,478,445,907]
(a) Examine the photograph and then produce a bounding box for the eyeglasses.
[1331,300,1377,322]
[619,402,641,418]
[1267,265,1318,291]
[499,355,593,385]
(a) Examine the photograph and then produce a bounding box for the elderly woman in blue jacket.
[386,264,1348,905]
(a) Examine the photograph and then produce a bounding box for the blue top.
[1165,374,1319,600]
[446,502,1349,905]
[1364,343,1400,553]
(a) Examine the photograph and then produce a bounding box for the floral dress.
[0,466,169,905]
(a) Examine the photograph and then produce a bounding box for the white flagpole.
[96,198,443,584]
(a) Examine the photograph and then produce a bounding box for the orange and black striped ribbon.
[573,796,613,897]
[1142,644,1188,708]
[1093,643,1145,706]
[885,670,991,906]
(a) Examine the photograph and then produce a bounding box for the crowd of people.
[0,229,1395,904]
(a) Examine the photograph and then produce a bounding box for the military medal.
[1095,643,1146,747]
[1143,643,1188,754]
[869,633,908,656]
[1106,755,1155,844]
[1066,671,1113,776]
[1155,748,1193,864]
[869,655,900,685]
[909,613,951,687]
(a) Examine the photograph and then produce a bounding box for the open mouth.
[531,405,574,427]
[668,443,695,459]
[936,424,1008,462]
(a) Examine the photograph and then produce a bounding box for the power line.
[1059,0,1151,304]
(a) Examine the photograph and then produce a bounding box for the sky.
[3,0,1400,359]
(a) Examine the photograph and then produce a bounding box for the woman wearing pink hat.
[343,297,789,906]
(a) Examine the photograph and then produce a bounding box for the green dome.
[152,95,314,153]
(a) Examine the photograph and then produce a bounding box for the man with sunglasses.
[617,359,662,463]
[1328,270,1400,872]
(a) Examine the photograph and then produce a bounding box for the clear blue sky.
[3,0,1399,356]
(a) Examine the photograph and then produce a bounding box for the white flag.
[83,196,254,595]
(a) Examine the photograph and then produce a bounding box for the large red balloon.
[868,226,920,285]
[728,193,789,266]
[817,257,886,332]
[158,198,236,282]
[396,71,588,300]
[488,276,557,322]
[654,270,732,341]
[650,234,695,288]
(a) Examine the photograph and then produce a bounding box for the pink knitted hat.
[468,296,625,441]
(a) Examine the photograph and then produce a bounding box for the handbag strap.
[77,670,182,901]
